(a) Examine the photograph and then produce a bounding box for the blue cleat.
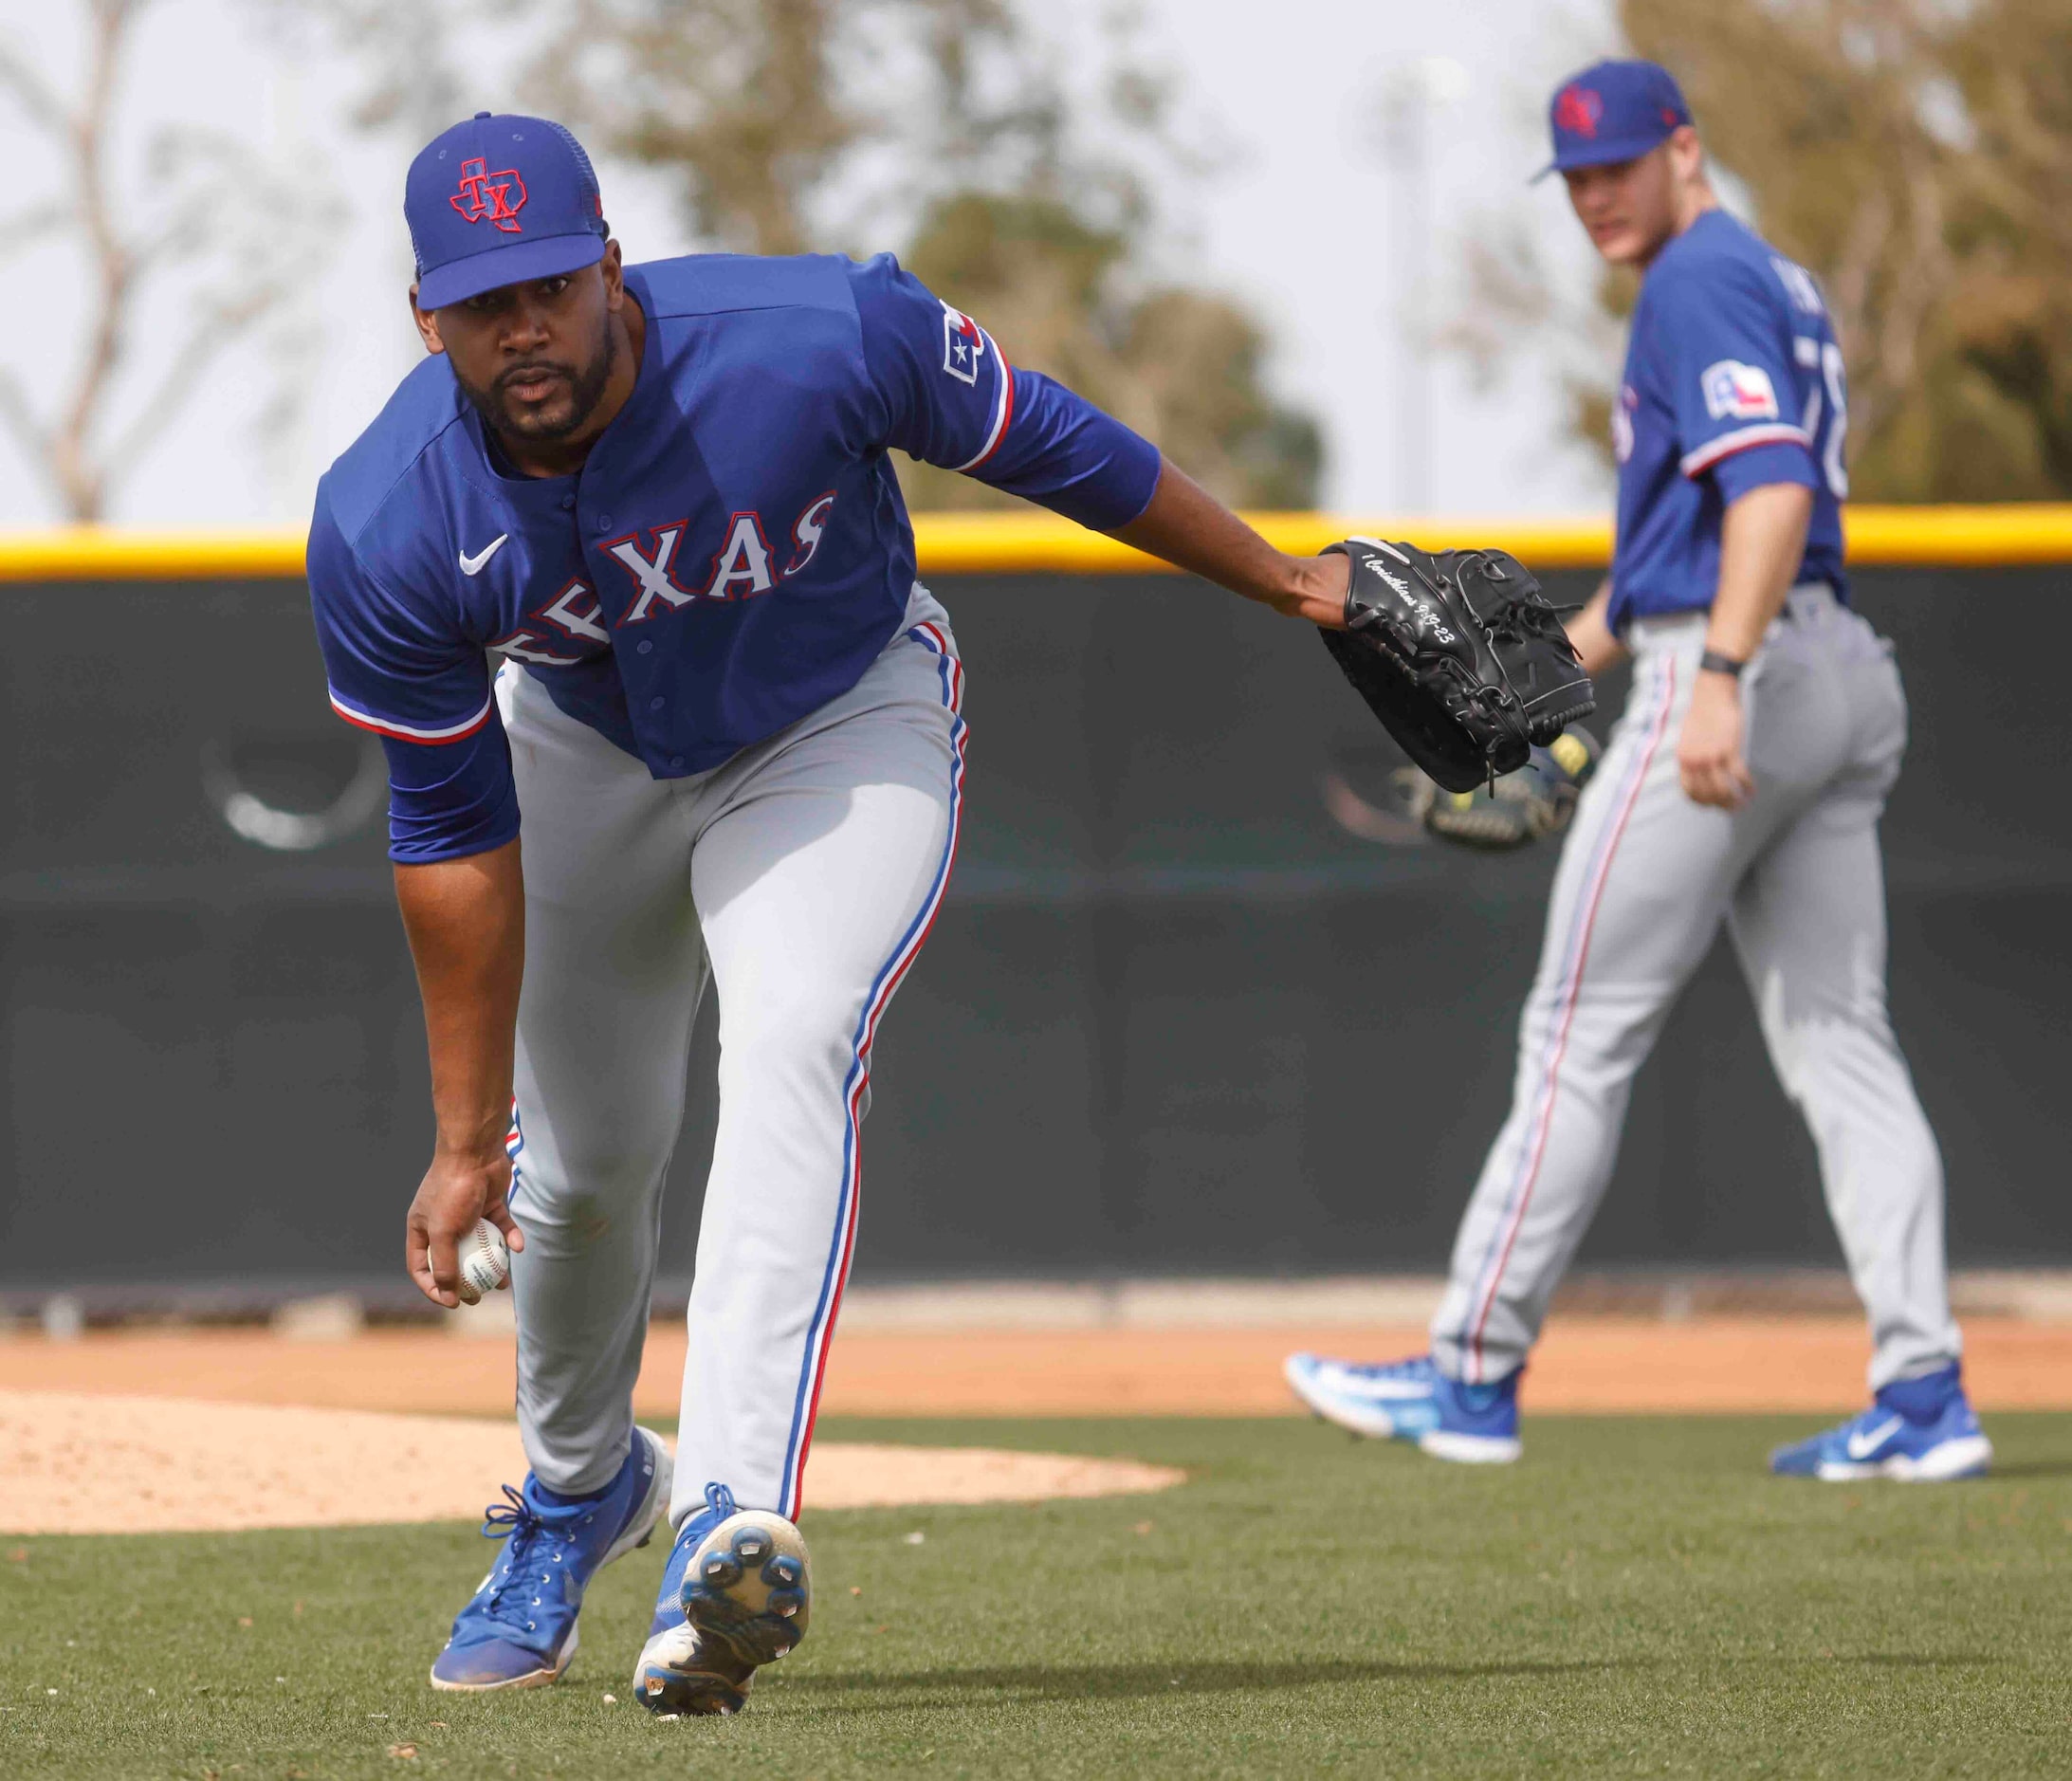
[634,1481,813,1717]
[1284,1351,1522,1463]
[1769,1364,1991,1481]
[429,1425,671,1692]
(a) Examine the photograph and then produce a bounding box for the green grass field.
[6,1415,2070,1778]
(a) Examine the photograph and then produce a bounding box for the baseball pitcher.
[308,111,1543,1715]
[1288,61,1989,1483]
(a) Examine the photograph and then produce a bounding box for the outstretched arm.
[851,262,1349,622]
[393,837,528,1307]
[1109,460,1350,628]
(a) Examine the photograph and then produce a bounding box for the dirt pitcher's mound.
[0,1391,1183,1536]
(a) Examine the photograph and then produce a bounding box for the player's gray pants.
[1429,585,1958,1393]
[498,586,964,1525]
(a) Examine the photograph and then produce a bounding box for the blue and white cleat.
[635,1481,813,1717]
[429,1425,671,1692]
[1769,1364,1991,1481]
[1284,1351,1523,1463]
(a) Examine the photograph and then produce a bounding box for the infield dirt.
[2,1313,2065,1534]
[2,1313,2066,1417]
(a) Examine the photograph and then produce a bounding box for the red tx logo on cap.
[1554,85,1604,138]
[450,157,528,232]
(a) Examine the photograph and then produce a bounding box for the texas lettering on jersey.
[489,495,839,665]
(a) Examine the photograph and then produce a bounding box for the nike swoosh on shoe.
[1845,1416,1904,1460]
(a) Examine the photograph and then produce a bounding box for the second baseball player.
[1290,59,1988,1484]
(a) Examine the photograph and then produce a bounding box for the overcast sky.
[0,0,1623,528]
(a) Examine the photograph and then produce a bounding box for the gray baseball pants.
[495,586,964,1527]
[1430,584,1960,1392]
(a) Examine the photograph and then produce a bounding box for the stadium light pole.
[1372,55,1468,515]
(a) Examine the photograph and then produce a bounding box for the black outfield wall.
[2,566,2065,1295]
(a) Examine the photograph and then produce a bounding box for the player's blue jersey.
[1607,209,1847,633]
[308,251,1162,862]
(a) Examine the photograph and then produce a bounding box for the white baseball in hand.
[454,1220,511,1305]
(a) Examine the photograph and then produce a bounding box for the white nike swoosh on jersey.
[1845,1415,1904,1460]
[458,534,509,576]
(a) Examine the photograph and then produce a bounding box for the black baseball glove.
[1407,726,1602,850]
[1318,540,1595,793]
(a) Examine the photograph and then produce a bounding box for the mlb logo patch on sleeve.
[1701,359,1780,422]
[940,301,986,385]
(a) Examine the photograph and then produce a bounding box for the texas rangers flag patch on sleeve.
[941,302,986,385]
[1701,359,1780,421]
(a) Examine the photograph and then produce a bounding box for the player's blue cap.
[1535,59,1693,181]
[405,112,608,310]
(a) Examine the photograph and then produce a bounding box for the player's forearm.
[1109,458,1348,627]
[394,837,525,1164]
[1707,483,1815,663]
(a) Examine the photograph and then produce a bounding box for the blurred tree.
[0,0,328,521]
[521,0,1150,258]
[527,0,874,256]
[1624,0,2072,501]
[1459,0,2072,503]
[1444,221,1634,499]
[260,0,468,142]
[522,0,1319,508]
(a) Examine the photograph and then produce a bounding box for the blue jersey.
[1607,210,1847,633]
[308,251,1162,862]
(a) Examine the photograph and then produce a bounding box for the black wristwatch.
[1698,649,1747,679]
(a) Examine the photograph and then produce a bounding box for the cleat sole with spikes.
[637,1509,813,1717]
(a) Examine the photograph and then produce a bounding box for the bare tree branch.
[0,0,332,520]
[0,202,70,264]
[0,366,50,468]
[98,324,238,487]
[0,39,70,133]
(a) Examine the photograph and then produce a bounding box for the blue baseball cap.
[405,112,608,309]
[1535,59,1693,181]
